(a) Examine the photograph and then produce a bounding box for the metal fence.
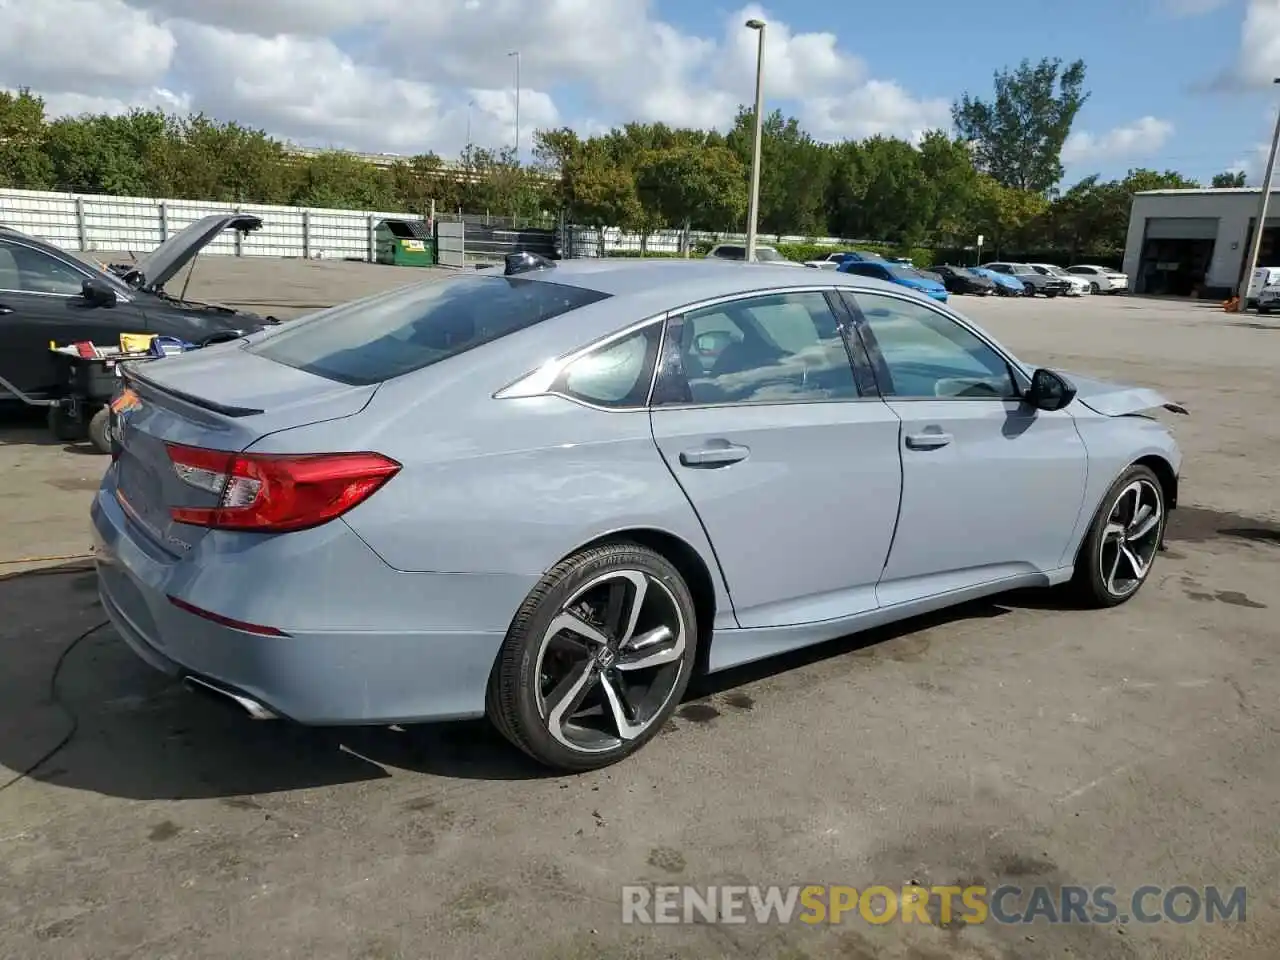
[0,188,418,262]
[1,186,871,267]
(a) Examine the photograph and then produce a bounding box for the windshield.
[1040,264,1069,277]
[249,275,609,385]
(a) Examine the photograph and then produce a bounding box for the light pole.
[744,19,766,262]
[508,50,521,165]
[466,99,474,147]
[1239,77,1280,309]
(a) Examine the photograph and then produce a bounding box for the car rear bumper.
[91,482,529,725]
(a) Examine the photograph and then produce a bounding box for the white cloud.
[0,0,175,92]
[1227,142,1274,184]
[1061,116,1176,164]
[2,0,945,155]
[41,89,192,119]
[1235,0,1280,88]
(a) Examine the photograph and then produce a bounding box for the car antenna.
[505,251,555,276]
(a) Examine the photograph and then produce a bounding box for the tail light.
[165,443,400,533]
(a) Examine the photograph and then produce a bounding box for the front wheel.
[1090,282,1100,294]
[87,405,112,454]
[1023,283,1036,296]
[1070,465,1166,608]
[487,542,698,771]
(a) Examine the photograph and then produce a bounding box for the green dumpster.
[375,219,436,266]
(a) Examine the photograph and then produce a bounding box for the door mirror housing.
[1026,368,1076,411]
[82,278,118,307]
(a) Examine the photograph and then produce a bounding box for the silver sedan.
[93,256,1184,771]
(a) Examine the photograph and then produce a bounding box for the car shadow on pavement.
[0,409,103,454]
[690,587,1076,699]
[0,561,550,803]
[0,562,1094,800]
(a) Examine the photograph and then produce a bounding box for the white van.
[1246,265,1280,302]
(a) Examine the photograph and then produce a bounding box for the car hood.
[1065,372,1189,417]
[121,214,263,293]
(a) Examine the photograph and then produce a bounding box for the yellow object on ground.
[119,333,155,353]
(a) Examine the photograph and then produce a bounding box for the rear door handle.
[679,442,750,467]
[905,431,953,450]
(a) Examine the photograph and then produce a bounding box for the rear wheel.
[1070,465,1166,608]
[1023,283,1036,296]
[87,405,112,454]
[488,542,698,771]
[47,403,86,442]
[1089,282,1101,294]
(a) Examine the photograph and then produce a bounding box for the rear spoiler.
[123,363,265,418]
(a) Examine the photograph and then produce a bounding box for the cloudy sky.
[0,0,1276,185]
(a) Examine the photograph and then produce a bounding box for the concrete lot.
[1,262,1278,960]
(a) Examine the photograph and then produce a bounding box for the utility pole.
[744,19,766,262]
[508,51,521,165]
[1239,78,1280,308]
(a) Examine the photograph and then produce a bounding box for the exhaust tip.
[183,676,278,720]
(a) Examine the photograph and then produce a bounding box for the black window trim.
[650,286,875,410]
[0,237,129,301]
[838,287,1032,403]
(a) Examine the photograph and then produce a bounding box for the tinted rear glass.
[249,275,609,385]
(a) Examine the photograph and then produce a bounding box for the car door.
[0,239,92,398]
[648,288,902,632]
[841,290,1088,606]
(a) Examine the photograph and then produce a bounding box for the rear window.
[248,274,609,386]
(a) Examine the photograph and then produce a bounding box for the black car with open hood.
[0,216,274,405]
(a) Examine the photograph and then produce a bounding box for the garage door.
[1144,217,1219,240]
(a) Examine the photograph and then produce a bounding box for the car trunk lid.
[112,346,377,554]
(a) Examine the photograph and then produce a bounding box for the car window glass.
[555,324,660,408]
[714,246,744,259]
[249,274,610,386]
[669,291,858,405]
[3,242,86,295]
[0,244,19,291]
[853,293,1016,400]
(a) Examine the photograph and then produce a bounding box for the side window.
[852,293,1017,400]
[664,291,859,405]
[6,243,86,295]
[553,323,661,408]
[0,244,20,291]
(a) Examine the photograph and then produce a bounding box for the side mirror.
[82,278,117,307]
[1026,368,1076,412]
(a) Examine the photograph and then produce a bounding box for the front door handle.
[0,304,13,315]
[905,431,953,450]
[679,442,750,467]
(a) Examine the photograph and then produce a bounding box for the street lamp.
[508,50,521,165]
[744,19,766,263]
[1239,77,1280,309]
[466,99,475,147]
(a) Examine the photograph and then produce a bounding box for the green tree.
[916,130,981,241]
[634,145,747,236]
[0,88,53,189]
[726,107,831,237]
[1212,170,1247,188]
[952,57,1089,194]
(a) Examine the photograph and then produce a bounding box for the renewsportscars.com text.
[621,884,1246,926]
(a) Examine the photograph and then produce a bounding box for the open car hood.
[121,214,263,292]
[1065,372,1189,417]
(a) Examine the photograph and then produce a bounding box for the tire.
[87,405,112,454]
[1089,282,1100,295]
[47,403,86,442]
[1046,290,1060,298]
[1023,283,1036,297]
[487,542,698,771]
[1070,464,1166,608]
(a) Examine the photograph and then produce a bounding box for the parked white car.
[1256,282,1280,314]
[1067,264,1129,294]
[1246,266,1280,304]
[803,251,855,269]
[705,243,803,266]
[1029,263,1090,297]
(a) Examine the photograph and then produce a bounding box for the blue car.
[837,259,949,302]
[971,266,1025,297]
